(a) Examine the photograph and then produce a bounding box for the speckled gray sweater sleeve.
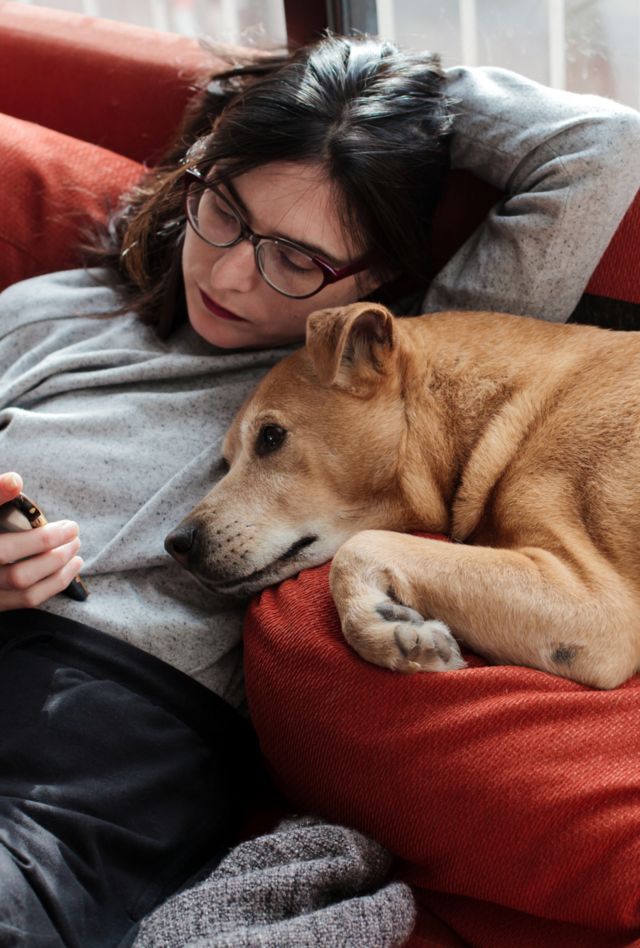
[424,67,640,321]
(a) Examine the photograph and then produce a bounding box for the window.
[18,0,639,108]
[375,0,639,108]
[21,0,287,45]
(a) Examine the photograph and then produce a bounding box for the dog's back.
[398,311,640,580]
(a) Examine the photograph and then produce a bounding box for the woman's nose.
[209,240,259,293]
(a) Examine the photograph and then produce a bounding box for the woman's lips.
[199,289,248,323]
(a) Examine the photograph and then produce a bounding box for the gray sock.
[133,816,416,947]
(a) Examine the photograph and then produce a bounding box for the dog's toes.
[375,601,465,673]
[393,622,420,657]
[422,620,465,668]
[408,620,466,673]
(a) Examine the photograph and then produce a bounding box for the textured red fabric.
[586,189,640,304]
[244,544,640,947]
[0,112,142,291]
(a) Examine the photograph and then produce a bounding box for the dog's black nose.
[165,523,198,567]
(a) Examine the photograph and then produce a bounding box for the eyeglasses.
[183,168,369,300]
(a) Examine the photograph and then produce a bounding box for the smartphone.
[0,493,89,601]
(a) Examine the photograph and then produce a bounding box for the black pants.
[0,610,259,948]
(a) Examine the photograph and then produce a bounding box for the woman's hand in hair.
[0,472,83,611]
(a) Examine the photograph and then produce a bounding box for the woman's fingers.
[0,476,85,610]
[0,472,23,506]
[0,520,79,566]
[0,550,85,610]
[0,536,81,590]
[0,514,83,611]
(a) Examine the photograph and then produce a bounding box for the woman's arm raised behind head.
[423,66,640,322]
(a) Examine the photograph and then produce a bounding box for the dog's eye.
[217,456,230,475]
[256,424,287,456]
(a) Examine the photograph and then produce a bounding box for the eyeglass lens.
[186,181,326,297]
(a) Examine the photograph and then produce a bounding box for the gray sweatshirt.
[1,67,639,712]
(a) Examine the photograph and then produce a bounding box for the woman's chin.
[187,302,251,349]
[184,282,307,350]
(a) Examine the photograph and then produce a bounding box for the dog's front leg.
[329,531,639,688]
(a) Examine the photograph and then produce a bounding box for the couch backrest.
[1,1,637,305]
[0,1,217,163]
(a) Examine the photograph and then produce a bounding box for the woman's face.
[181,161,377,349]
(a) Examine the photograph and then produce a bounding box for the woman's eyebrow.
[224,179,250,217]
[223,179,345,267]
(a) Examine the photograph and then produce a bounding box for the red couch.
[2,5,639,946]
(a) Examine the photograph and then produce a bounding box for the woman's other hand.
[0,472,83,611]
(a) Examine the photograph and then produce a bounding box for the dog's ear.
[306,303,396,395]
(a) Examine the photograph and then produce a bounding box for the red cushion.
[244,542,640,947]
[0,112,142,291]
[586,189,640,304]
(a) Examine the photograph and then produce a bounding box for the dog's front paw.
[343,595,466,674]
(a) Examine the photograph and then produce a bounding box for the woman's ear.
[305,303,396,396]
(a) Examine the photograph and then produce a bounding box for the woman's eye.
[213,196,236,221]
[276,247,315,274]
[199,190,234,222]
[255,424,287,456]
[201,192,234,222]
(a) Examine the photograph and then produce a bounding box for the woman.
[0,34,638,947]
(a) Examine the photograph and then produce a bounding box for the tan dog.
[166,303,640,689]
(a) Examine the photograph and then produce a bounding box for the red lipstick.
[199,289,248,323]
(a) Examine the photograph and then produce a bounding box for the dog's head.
[165,302,418,596]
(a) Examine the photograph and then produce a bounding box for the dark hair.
[90,33,453,335]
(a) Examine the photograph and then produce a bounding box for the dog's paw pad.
[376,602,465,673]
[393,622,421,656]
[376,602,425,626]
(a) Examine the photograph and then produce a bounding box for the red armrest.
[0,1,215,162]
